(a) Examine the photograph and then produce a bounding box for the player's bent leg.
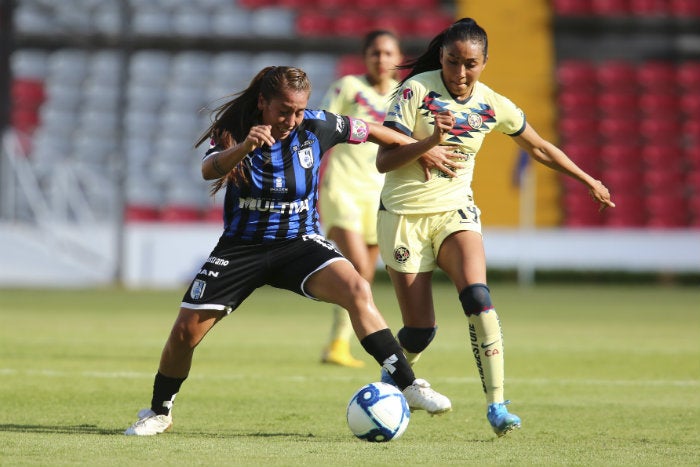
[126,308,223,436]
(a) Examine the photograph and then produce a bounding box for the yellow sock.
[329,306,353,342]
[468,310,505,404]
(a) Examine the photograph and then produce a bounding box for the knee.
[459,283,494,317]
[397,326,437,353]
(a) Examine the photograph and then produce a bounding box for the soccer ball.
[346,382,410,442]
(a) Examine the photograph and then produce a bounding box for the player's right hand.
[245,124,276,150]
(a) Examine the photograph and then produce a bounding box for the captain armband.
[347,117,369,144]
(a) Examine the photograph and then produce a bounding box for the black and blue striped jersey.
[206,110,369,243]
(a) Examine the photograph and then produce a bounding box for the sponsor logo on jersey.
[271,177,288,194]
[190,279,206,300]
[393,246,410,264]
[335,114,345,133]
[238,197,310,214]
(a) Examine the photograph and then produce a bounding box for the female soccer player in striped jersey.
[318,30,404,368]
[375,18,615,437]
[124,66,458,436]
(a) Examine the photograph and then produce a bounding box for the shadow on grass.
[0,424,317,439]
[0,424,122,435]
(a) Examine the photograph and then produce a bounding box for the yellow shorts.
[377,206,482,273]
[320,188,380,245]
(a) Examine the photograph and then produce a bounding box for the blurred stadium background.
[0,0,699,287]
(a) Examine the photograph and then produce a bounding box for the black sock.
[151,372,186,416]
[360,329,415,390]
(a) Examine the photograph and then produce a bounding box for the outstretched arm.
[513,123,615,211]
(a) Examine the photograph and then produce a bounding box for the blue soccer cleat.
[487,400,521,437]
[380,367,398,387]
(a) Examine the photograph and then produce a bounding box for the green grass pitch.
[0,278,698,466]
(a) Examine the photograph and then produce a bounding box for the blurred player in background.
[318,30,404,368]
[375,18,615,437]
[124,66,456,436]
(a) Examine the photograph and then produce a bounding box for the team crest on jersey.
[298,147,314,168]
[394,246,410,264]
[402,88,413,100]
[467,112,484,129]
[190,279,206,300]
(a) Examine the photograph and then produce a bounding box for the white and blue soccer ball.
[346,382,410,442]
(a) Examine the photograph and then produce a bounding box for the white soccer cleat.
[402,378,452,415]
[124,408,173,436]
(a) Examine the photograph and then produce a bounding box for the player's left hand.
[589,180,616,211]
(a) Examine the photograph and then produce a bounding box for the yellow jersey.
[382,70,526,214]
[320,74,397,194]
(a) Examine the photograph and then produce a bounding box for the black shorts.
[181,234,346,314]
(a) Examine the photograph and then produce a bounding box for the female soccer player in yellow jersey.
[375,18,615,437]
[318,30,404,368]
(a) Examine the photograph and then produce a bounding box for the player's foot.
[487,401,521,437]
[321,339,365,368]
[380,367,398,387]
[402,378,452,415]
[124,408,172,436]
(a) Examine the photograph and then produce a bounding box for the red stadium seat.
[295,10,334,37]
[410,12,453,38]
[125,204,160,222]
[680,92,700,117]
[604,194,646,227]
[332,11,374,37]
[559,116,598,142]
[643,168,685,195]
[640,143,684,170]
[597,60,637,90]
[335,54,366,77]
[685,146,700,169]
[600,143,639,169]
[591,0,629,16]
[558,89,596,117]
[598,91,638,116]
[160,205,202,223]
[683,117,700,140]
[684,169,700,195]
[645,194,689,227]
[677,62,700,90]
[557,59,597,92]
[11,108,40,133]
[638,92,678,116]
[561,142,600,172]
[629,0,668,15]
[598,117,639,142]
[669,0,700,16]
[11,79,45,108]
[552,0,593,15]
[563,193,606,227]
[637,61,677,94]
[603,168,644,194]
[373,13,413,36]
[639,116,681,141]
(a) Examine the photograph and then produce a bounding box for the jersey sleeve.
[493,93,527,136]
[383,80,423,136]
[306,110,369,153]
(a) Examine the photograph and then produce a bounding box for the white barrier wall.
[0,222,698,288]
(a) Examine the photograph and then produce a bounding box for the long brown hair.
[196,66,312,194]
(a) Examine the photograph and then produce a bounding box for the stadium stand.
[3,0,699,230]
